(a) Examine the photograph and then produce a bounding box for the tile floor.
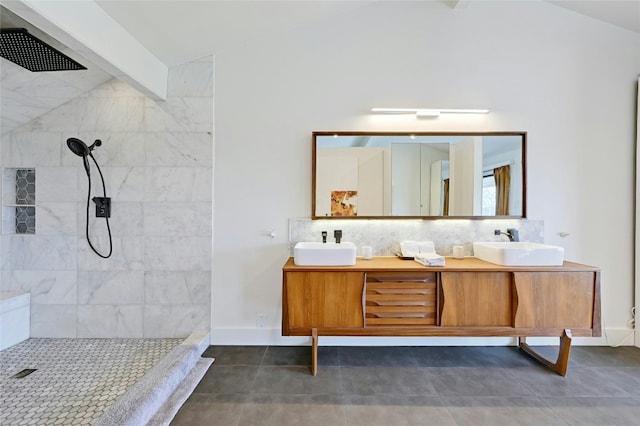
[172,345,640,426]
[0,338,181,425]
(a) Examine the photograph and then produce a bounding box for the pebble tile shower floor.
[0,338,182,425]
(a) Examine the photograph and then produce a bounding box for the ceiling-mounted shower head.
[0,28,86,72]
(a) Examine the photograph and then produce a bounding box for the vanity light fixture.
[371,107,490,117]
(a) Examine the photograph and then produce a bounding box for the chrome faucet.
[495,228,519,242]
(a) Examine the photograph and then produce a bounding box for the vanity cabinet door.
[513,272,596,329]
[365,272,437,327]
[440,272,513,327]
[284,272,365,330]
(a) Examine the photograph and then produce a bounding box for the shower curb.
[94,331,211,426]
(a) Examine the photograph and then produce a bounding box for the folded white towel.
[400,241,419,257]
[418,241,435,254]
[414,252,446,267]
[400,241,436,257]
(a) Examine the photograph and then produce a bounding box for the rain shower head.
[66,137,101,157]
[0,28,86,72]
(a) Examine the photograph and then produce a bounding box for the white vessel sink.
[473,242,564,266]
[293,241,357,266]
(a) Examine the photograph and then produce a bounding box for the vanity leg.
[518,329,573,376]
[311,328,318,376]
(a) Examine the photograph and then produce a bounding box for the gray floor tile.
[251,365,343,395]
[505,366,634,397]
[262,346,310,366]
[171,393,247,426]
[262,345,340,366]
[237,394,348,426]
[339,346,420,367]
[569,346,640,367]
[427,367,533,397]
[591,367,640,396]
[344,395,456,426]
[411,346,539,368]
[341,366,438,396]
[524,345,580,368]
[443,396,568,426]
[193,365,259,394]
[542,396,640,425]
[201,345,266,365]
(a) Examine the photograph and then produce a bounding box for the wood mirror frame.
[312,131,526,220]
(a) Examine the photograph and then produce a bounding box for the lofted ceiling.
[1,0,638,135]
[94,0,640,67]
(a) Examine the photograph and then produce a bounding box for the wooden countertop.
[283,256,599,272]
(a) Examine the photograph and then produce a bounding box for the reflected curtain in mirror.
[494,165,510,215]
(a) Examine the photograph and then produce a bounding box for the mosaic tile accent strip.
[15,169,35,205]
[289,218,544,257]
[14,169,35,234]
[14,206,35,234]
[0,338,181,425]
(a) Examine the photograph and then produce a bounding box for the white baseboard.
[209,327,636,347]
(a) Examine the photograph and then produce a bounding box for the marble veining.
[144,236,212,271]
[77,237,144,271]
[144,97,213,133]
[143,203,211,237]
[78,97,145,132]
[2,270,76,305]
[37,202,77,236]
[85,202,143,238]
[9,235,77,270]
[143,304,210,338]
[145,131,213,167]
[71,132,146,167]
[77,305,144,338]
[35,167,78,202]
[77,270,144,305]
[167,60,214,97]
[6,132,63,167]
[1,56,214,339]
[30,304,77,337]
[145,167,212,202]
[144,271,211,305]
[289,218,544,257]
[80,166,145,202]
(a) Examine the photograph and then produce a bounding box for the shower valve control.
[92,197,111,218]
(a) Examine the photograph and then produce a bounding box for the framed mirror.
[313,131,526,219]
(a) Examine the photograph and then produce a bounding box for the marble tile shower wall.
[289,218,544,256]
[0,56,213,339]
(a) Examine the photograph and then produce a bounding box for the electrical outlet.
[257,314,268,329]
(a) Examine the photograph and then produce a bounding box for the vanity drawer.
[365,272,437,326]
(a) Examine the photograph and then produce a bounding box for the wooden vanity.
[282,257,600,376]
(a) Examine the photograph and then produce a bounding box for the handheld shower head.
[65,136,112,258]
[66,138,102,157]
[67,137,88,157]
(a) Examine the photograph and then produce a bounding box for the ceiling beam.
[2,0,168,100]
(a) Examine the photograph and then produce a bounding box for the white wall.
[213,1,640,345]
[636,76,640,349]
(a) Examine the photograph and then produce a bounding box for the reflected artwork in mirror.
[313,131,526,219]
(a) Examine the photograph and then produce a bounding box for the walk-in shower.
[66,137,112,258]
